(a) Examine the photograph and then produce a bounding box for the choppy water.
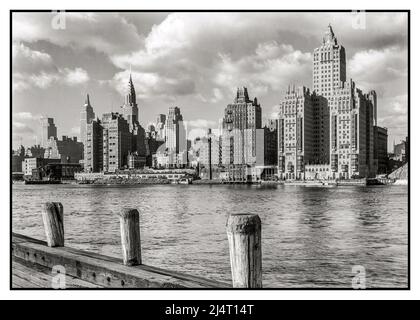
[12,183,408,288]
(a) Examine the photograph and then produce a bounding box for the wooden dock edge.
[12,233,230,289]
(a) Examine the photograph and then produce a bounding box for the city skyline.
[12,12,408,150]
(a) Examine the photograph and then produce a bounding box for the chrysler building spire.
[125,72,137,106]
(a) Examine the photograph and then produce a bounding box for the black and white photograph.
[9,9,409,293]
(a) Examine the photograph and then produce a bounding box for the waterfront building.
[311,94,330,164]
[373,126,388,174]
[277,86,316,180]
[44,135,84,164]
[32,162,82,180]
[22,157,60,177]
[127,152,146,169]
[198,129,221,179]
[12,146,25,173]
[80,94,95,147]
[101,112,132,172]
[221,87,262,167]
[153,144,169,168]
[256,119,278,166]
[301,24,376,180]
[84,120,103,173]
[40,117,57,147]
[165,107,188,168]
[329,80,374,179]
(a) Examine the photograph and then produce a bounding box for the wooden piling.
[226,214,262,288]
[118,208,141,266]
[41,202,64,247]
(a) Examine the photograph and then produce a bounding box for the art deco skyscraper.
[221,87,262,165]
[121,74,139,131]
[80,94,95,147]
[165,107,187,167]
[313,24,346,99]
[40,117,57,147]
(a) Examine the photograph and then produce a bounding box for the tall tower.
[221,87,262,166]
[40,117,57,147]
[313,24,346,99]
[80,94,95,147]
[165,107,187,167]
[121,73,139,131]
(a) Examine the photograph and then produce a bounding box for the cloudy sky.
[12,11,408,150]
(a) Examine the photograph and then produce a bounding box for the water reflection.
[12,183,408,288]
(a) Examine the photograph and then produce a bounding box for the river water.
[12,183,408,288]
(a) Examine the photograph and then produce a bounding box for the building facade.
[40,117,57,147]
[165,107,188,167]
[22,157,60,176]
[221,87,262,166]
[44,136,84,164]
[101,112,132,172]
[329,80,374,179]
[373,126,388,174]
[80,94,95,147]
[277,86,315,180]
[84,120,103,173]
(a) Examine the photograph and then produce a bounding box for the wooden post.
[226,214,262,288]
[41,202,64,247]
[117,208,141,266]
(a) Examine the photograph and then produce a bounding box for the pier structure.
[12,203,262,289]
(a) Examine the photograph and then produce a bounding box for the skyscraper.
[221,87,262,166]
[121,74,139,132]
[329,80,374,178]
[101,112,132,173]
[84,119,103,173]
[40,117,57,147]
[80,94,95,147]
[367,90,378,126]
[120,74,147,157]
[165,107,187,167]
[278,86,315,180]
[313,24,346,99]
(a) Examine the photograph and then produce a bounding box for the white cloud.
[63,68,90,86]
[13,42,90,91]
[349,46,407,86]
[13,12,144,55]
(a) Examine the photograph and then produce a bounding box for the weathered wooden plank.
[12,233,229,288]
[13,274,42,288]
[13,258,103,289]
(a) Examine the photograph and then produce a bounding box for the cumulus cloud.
[12,12,144,55]
[13,42,89,91]
[62,67,90,85]
[13,121,35,135]
[349,46,407,87]
[11,12,408,147]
